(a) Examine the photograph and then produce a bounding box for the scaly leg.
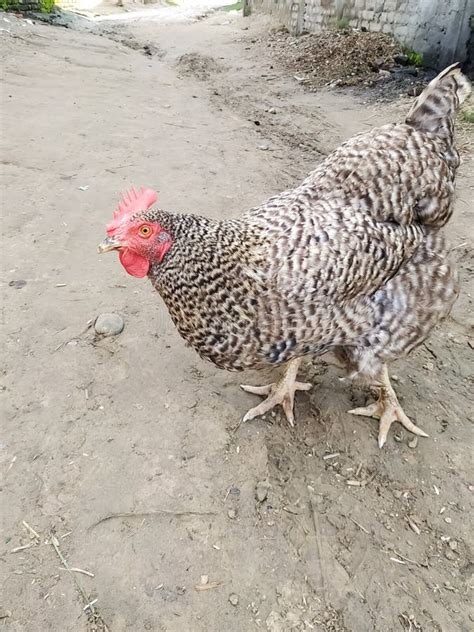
[349,365,428,448]
[241,358,311,427]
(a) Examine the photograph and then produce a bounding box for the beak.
[98,236,122,253]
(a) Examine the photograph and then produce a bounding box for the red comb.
[107,187,157,235]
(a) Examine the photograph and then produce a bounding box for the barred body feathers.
[104,65,470,384]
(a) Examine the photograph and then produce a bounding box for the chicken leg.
[349,365,428,448]
[241,358,311,426]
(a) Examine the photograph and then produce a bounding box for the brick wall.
[250,0,472,69]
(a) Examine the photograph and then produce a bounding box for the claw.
[348,366,428,448]
[241,359,311,427]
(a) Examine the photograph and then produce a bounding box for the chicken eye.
[139,225,152,237]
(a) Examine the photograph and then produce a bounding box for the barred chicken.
[99,63,471,447]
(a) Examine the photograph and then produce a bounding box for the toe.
[378,414,394,449]
[348,402,382,419]
[397,410,429,438]
[240,383,273,395]
[282,397,296,427]
[242,395,279,423]
[294,381,312,392]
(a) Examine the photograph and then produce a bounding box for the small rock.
[268,107,277,114]
[258,144,270,151]
[9,280,27,289]
[256,480,271,502]
[228,593,239,606]
[423,362,434,371]
[393,490,402,499]
[227,509,237,519]
[94,313,124,336]
[229,485,240,497]
[444,516,452,524]
[449,540,458,551]
[408,436,418,449]
[445,548,457,561]
[394,53,409,66]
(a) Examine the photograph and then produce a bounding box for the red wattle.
[119,249,150,278]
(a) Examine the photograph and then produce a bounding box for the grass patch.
[402,47,424,67]
[220,0,242,12]
[461,109,474,124]
[335,16,350,31]
[0,0,54,10]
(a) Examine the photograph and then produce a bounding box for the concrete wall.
[250,0,473,69]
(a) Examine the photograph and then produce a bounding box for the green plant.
[402,47,424,67]
[220,0,242,11]
[0,0,55,11]
[461,109,474,124]
[335,16,350,31]
[40,0,54,11]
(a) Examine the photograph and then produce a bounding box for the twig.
[49,533,109,629]
[54,320,93,352]
[162,121,196,129]
[50,534,91,605]
[60,567,95,578]
[194,581,222,591]
[349,517,369,534]
[89,509,216,530]
[308,497,328,606]
[390,557,406,565]
[387,550,422,566]
[322,453,340,461]
[283,506,300,515]
[22,520,40,541]
[406,517,421,535]
[395,581,416,598]
[11,543,35,553]
[423,343,438,361]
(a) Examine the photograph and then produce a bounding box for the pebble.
[256,480,271,502]
[227,509,237,519]
[9,279,27,289]
[445,548,457,561]
[449,540,458,551]
[94,313,124,336]
[228,593,239,606]
[444,516,452,524]
[408,436,418,449]
[258,144,270,151]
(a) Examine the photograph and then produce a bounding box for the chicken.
[99,63,471,447]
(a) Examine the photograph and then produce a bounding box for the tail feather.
[406,62,471,138]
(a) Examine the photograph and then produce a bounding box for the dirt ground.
[1,6,473,632]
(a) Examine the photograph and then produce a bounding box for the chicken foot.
[349,365,428,448]
[241,358,311,427]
